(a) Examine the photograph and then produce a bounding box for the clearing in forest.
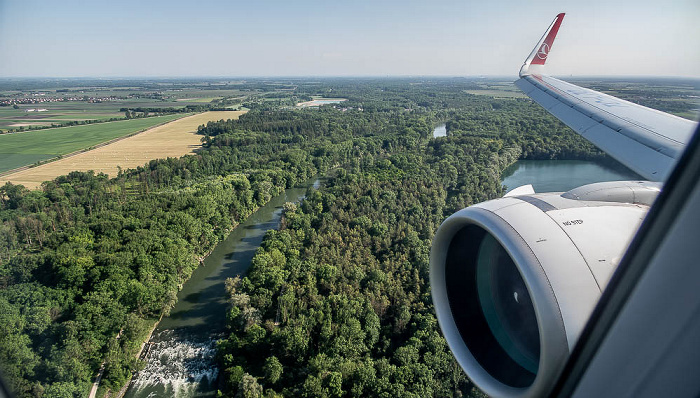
[0,111,245,189]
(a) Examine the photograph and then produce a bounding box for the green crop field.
[0,114,184,173]
[0,78,254,133]
[175,97,223,103]
[0,100,180,131]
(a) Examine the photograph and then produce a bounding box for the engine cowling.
[430,181,659,398]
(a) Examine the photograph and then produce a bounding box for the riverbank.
[92,189,275,397]
[120,177,321,398]
[96,210,255,398]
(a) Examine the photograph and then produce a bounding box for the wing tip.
[520,13,566,77]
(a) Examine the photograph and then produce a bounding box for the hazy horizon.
[1,75,699,81]
[1,0,698,78]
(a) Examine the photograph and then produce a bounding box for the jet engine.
[430,181,659,398]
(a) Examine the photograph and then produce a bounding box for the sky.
[0,0,698,78]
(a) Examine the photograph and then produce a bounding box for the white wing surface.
[516,13,698,181]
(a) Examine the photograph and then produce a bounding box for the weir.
[122,160,634,396]
[123,178,320,398]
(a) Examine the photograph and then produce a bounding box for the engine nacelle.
[430,181,659,398]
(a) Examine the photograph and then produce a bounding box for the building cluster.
[0,95,121,107]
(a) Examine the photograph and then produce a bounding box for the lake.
[501,159,641,193]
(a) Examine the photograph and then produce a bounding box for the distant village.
[0,94,121,107]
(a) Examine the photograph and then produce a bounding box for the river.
[501,159,641,193]
[123,178,320,398]
[122,157,637,396]
[433,124,447,138]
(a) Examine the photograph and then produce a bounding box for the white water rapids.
[127,330,221,397]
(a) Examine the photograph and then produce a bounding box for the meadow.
[0,114,185,173]
[463,80,528,98]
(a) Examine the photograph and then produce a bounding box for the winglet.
[520,13,565,77]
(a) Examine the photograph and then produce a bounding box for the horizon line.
[1,74,700,81]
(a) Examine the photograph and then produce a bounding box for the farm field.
[0,79,252,131]
[463,81,528,99]
[176,97,224,103]
[463,78,699,119]
[570,78,700,120]
[464,89,527,98]
[0,111,245,189]
[0,99,197,131]
[0,114,185,173]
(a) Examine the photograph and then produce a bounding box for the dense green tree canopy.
[0,78,613,397]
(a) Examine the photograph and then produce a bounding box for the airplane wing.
[430,13,700,398]
[515,13,698,182]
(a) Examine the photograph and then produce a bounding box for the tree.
[263,356,282,385]
[237,373,262,398]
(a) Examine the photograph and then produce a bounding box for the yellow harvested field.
[1,111,245,189]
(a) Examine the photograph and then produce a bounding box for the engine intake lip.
[431,206,569,398]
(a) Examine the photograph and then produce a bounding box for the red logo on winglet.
[531,13,565,65]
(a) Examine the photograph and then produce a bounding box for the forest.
[0,78,605,397]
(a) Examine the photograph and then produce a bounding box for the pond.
[433,124,447,138]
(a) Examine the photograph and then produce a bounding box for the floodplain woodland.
[0,77,697,397]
